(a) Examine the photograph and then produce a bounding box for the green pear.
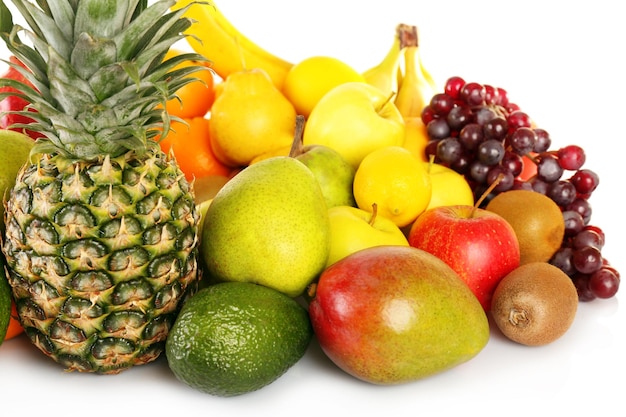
[290,116,356,208]
[0,130,34,234]
[201,156,330,297]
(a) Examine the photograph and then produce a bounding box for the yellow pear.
[209,68,297,167]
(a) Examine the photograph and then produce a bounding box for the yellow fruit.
[282,56,366,118]
[302,82,406,169]
[402,116,429,161]
[353,146,432,228]
[209,68,297,167]
[173,0,293,89]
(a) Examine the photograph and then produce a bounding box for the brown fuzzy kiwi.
[491,262,578,346]
[486,189,565,265]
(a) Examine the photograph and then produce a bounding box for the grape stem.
[471,173,504,217]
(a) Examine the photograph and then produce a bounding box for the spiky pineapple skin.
[2,145,200,374]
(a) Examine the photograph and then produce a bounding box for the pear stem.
[471,173,504,217]
[288,115,306,158]
[369,203,379,226]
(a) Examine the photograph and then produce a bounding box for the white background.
[1,0,625,415]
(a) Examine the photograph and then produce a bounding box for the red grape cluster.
[421,76,620,302]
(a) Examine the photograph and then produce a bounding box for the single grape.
[426,118,451,140]
[468,160,490,183]
[572,273,596,301]
[477,139,505,166]
[458,123,484,150]
[444,76,465,99]
[572,229,604,250]
[548,180,577,207]
[483,116,508,140]
[562,210,585,236]
[529,177,550,194]
[451,152,472,174]
[558,145,586,170]
[583,225,605,243]
[459,82,485,106]
[507,127,537,155]
[436,137,463,164]
[474,107,497,126]
[421,105,437,125]
[447,105,474,132]
[572,246,603,274]
[430,93,455,116]
[589,267,620,298]
[499,151,523,177]
[569,169,599,194]
[550,247,576,276]
[507,110,532,131]
[536,154,563,183]
[486,166,514,192]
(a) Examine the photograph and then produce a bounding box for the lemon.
[353,146,432,228]
[165,282,313,397]
[282,56,365,118]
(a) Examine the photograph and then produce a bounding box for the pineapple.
[0,0,206,374]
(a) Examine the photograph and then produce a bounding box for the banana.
[362,24,404,97]
[394,29,438,119]
[173,0,293,89]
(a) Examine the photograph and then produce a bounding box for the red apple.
[308,245,489,385]
[0,56,42,139]
[408,205,520,311]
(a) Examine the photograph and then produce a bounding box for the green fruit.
[0,255,11,345]
[201,156,330,297]
[309,245,490,384]
[0,130,34,233]
[165,281,313,397]
[295,144,357,208]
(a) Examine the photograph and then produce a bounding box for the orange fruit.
[159,49,215,118]
[4,302,24,340]
[158,117,232,181]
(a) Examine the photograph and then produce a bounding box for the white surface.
[1,0,624,415]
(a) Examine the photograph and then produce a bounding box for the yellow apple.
[424,162,474,210]
[326,205,409,268]
[302,82,405,168]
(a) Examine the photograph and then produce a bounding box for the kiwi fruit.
[491,262,578,346]
[485,189,564,265]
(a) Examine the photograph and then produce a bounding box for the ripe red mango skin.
[408,205,521,311]
[0,56,42,139]
[309,245,489,385]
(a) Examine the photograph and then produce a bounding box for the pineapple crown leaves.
[0,0,209,160]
